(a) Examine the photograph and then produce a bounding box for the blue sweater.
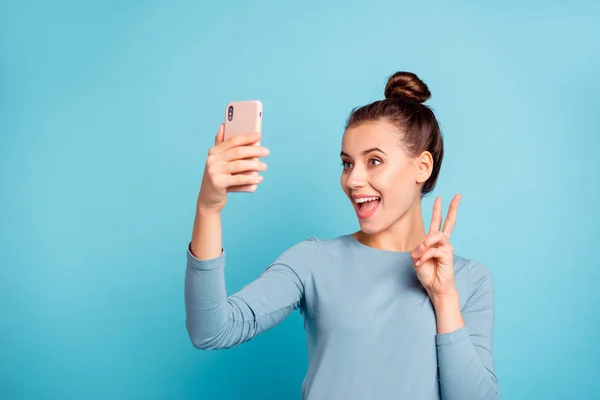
[185,234,500,399]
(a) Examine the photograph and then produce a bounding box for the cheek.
[370,166,415,198]
[340,173,349,194]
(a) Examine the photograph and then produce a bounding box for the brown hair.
[345,71,444,196]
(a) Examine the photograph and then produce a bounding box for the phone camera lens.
[228,106,234,121]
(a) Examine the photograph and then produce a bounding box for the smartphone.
[223,100,263,141]
[223,100,263,191]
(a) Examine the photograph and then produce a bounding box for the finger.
[222,159,268,174]
[442,194,462,238]
[228,184,258,193]
[221,144,270,162]
[422,231,450,250]
[411,243,426,265]
[429,196,442,234]
[213,132,262,154]
[414,247,448,267]
[224,172,264,188]
[214,124,225,145]
[411,231,450,262]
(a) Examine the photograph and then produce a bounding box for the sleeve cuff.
[186,242,225,271]
[435,325,470,346]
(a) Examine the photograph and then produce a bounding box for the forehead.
[341,120,401,155]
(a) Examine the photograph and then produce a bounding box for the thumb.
[411,243,424,263]
[214,124,225,145]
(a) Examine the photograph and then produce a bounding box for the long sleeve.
[184,238,318,350]
[436,260,500,400]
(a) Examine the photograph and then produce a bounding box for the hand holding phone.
[222,100,264,193]
[196,100,268,213]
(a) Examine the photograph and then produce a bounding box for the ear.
[414,151,433,184]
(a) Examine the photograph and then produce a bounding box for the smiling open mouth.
[354,196,381,220]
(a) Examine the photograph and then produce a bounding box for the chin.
[357,219,387,235]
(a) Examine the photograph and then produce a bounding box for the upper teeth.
[355,197,379,203]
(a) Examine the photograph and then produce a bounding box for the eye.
[368,158,382,167]
[341,160,353,170]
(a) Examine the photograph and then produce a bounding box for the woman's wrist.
[190,206,223,260]
[430,289,465,335]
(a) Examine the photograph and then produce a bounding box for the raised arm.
[185,237,317,350]
[185,124,316,350]
[191,123,269,261]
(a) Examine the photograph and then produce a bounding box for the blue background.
[1,1,599,399]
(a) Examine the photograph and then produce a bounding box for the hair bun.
[384,71,431,103]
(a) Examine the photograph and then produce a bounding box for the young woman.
[185,72,499,400]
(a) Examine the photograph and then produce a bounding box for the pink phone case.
[222,100,263,191]
[223,100,262,142]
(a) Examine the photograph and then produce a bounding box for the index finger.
[214,131,262,154]
[428,197,442,234]
[442,194,462,237]
[214,124,225,145]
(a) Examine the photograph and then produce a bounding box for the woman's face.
[340,120,430,234]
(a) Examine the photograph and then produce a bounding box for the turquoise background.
[1,1,599,399]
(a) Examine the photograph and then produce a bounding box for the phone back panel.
[223,100,262,140]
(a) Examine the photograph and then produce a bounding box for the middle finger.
[222,159,268,174]
[223,145,270,162]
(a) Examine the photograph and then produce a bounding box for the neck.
[353,198,426,252]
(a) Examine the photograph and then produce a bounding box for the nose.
[347,165,367,190]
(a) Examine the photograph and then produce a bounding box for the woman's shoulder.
[277,234,351,260]
[284,234,353,248]
[272,234,354,268]
[453,254,495,302]
[265,235,349,283]
[453,254,493,279]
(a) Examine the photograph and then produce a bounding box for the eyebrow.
[340,147,387,158]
